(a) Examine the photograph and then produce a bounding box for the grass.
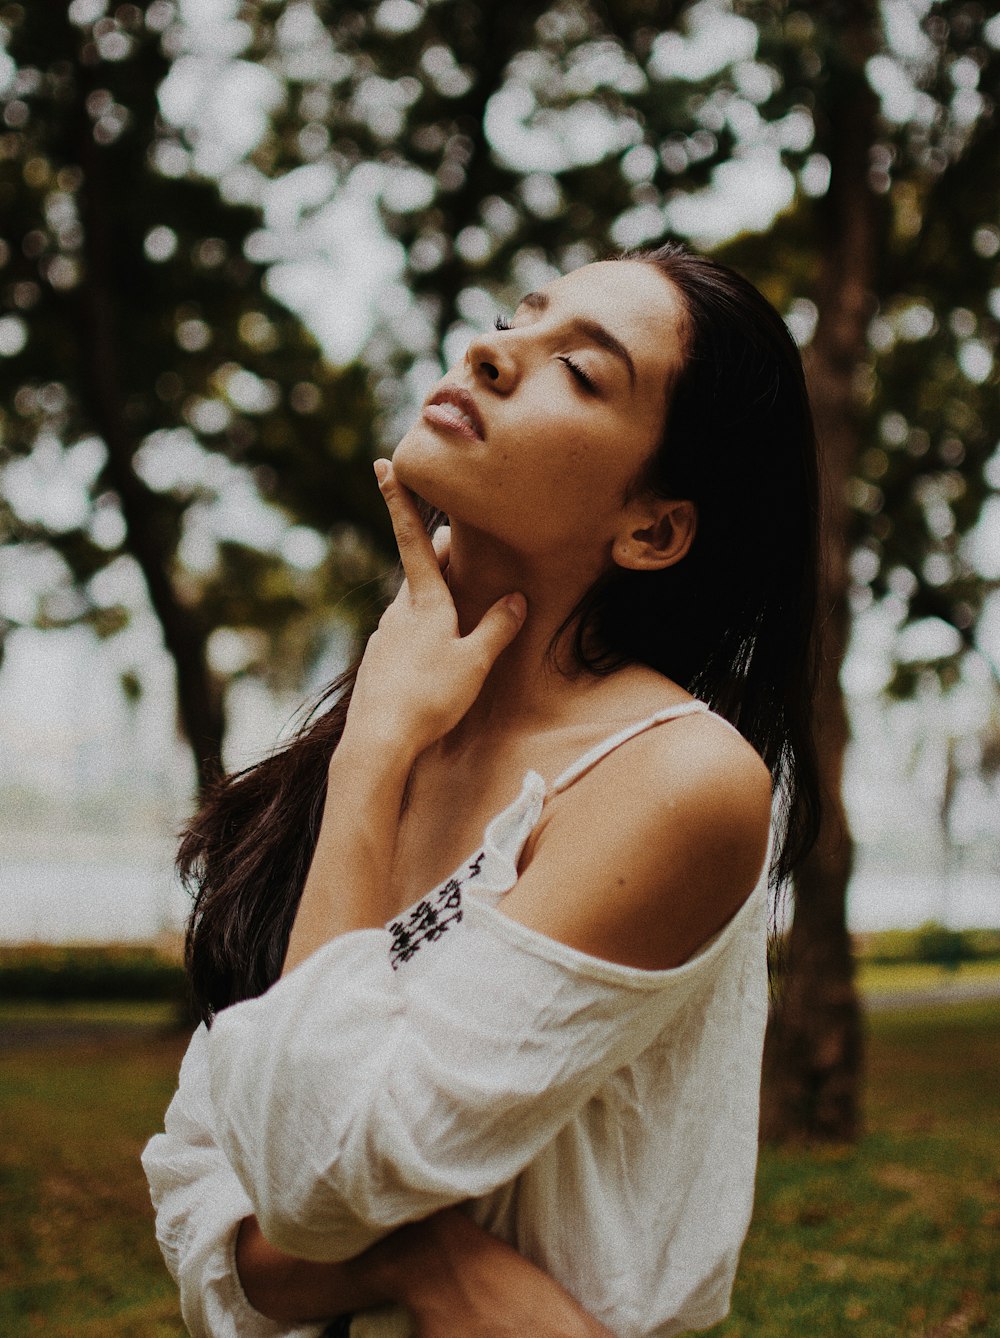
[0,1000,181,1027]
[703,1001,1000,1337]
[0,1023,190,1336]
[1,1000,998,1336]
[857,958,1000,996]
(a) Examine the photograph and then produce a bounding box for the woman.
[143,242,820,1337]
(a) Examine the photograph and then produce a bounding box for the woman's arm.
[142,1025,323,1338]
[206,891,713,1262]
[283,459,526,974]
[238,1210,614,1337]
[234,1215,384,1322]
[145,1027,614,1336]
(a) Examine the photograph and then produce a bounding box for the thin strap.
[548,700,711,796]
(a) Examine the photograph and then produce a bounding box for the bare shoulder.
[504,707,772,971]
[641,708,772,847]
[586,705,772,909]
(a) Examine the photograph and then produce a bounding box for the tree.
[4,0,997,1137]
[739,0,884,1141]
[0,0,391,790]
[722,0,1000,1139]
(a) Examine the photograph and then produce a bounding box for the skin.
[236,261,773,1333]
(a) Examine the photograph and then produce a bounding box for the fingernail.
[504,594,527,620]
[373,459,390,485]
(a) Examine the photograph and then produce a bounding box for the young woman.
[143,242,820,1338]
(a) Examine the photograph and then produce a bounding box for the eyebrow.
[517,290,637,390]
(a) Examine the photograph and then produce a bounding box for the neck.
[441,522,608,744]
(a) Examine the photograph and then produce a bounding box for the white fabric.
[143,702,769,1338]
[142,1022,323,1338]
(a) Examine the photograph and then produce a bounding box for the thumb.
[466,593,527,666]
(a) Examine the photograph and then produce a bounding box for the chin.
[391,426,458,514]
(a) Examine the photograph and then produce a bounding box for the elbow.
[254,1187,387,1265]
[247,1094,467,1261]
[236,1087,401,1262]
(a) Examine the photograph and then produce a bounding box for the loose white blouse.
[143,701,769,1338]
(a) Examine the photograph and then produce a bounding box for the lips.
[423,386,485,441]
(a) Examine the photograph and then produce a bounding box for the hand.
[343,460,527,757]
[377,1209,617,1338]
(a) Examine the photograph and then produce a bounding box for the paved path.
[0,1018,191,1052]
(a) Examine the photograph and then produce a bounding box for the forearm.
[235,1215,397,1324]
[235,1210,494,1326]
[283,466,523,976]
[282,729,414,974]
[238,1209,616,1338]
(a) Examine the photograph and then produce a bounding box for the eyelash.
[559,355,597,393]
[492,315,597,393]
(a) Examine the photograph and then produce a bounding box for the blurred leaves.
[0,0,389,779]
[0,0,998,780]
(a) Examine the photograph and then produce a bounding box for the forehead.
[536,260,687,383]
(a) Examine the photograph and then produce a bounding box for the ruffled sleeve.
[207,900,715,1263]
[141,1024,325,1338]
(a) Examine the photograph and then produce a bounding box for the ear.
[611,496,697,572]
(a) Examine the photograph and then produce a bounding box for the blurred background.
[0,1,998,1334]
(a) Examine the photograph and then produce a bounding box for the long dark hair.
[181,241,821,1024]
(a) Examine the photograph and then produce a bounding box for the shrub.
[0,944,187,1002]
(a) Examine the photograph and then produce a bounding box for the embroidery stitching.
[388,851,484,969]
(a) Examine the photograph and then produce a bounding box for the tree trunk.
[73,66,224,793]
[760,0,882,1142]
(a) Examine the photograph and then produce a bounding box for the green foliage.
[914,919,975,967]
[0,943,185,1002]
[0,0,392,766]
[244,0,1000,694]
[858,923,1000,964]
[2,0,998,768]
[721,2,1000,697]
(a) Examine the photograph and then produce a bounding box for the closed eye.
[559,355,597,394]
[494,315,598,393]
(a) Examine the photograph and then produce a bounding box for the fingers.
[465,593,527,669]
[431,524,451,573]
[375,459,444,600]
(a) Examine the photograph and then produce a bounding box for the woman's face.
[392,260,688,562]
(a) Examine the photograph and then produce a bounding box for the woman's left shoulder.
[612,698,772,865]
[503,693,772,971]
[603,672,772,835]
[651,699,771,808]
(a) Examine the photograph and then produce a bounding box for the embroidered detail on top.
[388,851,484,970]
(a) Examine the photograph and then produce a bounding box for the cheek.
[544,423,638,503]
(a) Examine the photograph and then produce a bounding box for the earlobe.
[612,498,697,572]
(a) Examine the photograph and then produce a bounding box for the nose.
[465,330,517,392]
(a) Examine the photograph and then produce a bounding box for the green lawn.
[0,1023,189,1336]
[857,958,1000,996]
[0,1000,181,1027]
[1,999,998,1336]
[703,1001,1000,1337]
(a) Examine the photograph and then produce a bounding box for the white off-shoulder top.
[142,701,769,1338]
